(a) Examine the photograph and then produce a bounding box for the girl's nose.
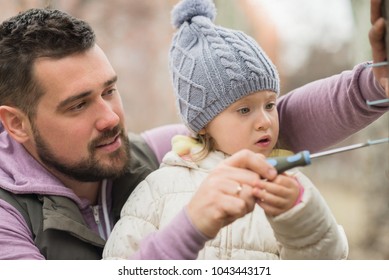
[255,110,271,131]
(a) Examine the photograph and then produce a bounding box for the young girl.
[103,0,348,259]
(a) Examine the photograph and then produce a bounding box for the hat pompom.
[171,0,216,29]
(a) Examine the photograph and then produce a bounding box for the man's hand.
[370,0,389,96]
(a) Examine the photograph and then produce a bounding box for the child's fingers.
[253,175,301,215]
[256,200,284,217]
[256,177,296,198]
[253,187,289,209]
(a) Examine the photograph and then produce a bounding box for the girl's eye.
[238,107,250,115]
[266,102,276,110]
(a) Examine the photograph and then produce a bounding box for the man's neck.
[21,143,103,204]
[69,180,101,205]
[50,170,102,205]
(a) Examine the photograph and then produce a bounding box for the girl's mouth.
[255,136,272,148]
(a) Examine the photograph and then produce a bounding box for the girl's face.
[203,91,279,157]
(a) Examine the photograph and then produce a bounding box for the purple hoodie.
[0,123,208,260]
[0,62,387,259]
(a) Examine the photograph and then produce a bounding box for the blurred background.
[1,0,388,259]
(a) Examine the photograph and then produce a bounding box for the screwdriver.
[267,138,389,174]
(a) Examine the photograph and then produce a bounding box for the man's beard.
[32,125,131,182]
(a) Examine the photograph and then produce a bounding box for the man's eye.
[103,88,116,97]
[70,102,86,111]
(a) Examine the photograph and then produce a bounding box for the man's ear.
[0,106,32,143]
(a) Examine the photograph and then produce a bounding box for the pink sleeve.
[0,200,45,260]
[141,124,189,163]
[130,207,208,260]
[277,62,388,153]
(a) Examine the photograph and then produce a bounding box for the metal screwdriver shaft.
[267,138,389,174]
[310,138,389,159]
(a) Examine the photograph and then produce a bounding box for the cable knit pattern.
[194,17,247,83]
[169,0,279,133]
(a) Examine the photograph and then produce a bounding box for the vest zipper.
[101,179,112,237]
[92,205,105,240]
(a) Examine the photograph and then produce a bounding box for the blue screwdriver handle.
[267,151,311,173]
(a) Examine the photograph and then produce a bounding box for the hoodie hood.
[0,122,85,207]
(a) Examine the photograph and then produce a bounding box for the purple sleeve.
[0,200,45,260]
[141,124,189,163]
[142,64,387,156]
[130,208,209,260]
[277,63,388,153]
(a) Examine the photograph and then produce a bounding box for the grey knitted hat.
[169,0,280,134]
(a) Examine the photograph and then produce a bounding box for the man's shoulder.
[128,132,159,170]
[0,188,41,232]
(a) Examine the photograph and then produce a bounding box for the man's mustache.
[89,126,124,150]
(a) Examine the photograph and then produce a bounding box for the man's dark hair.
[0,8,96,118]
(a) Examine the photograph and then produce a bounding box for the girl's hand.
[253,174,302,216]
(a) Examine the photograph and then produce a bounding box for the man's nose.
[95,101,120,131]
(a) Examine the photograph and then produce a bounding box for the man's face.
[27,45,130,182]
